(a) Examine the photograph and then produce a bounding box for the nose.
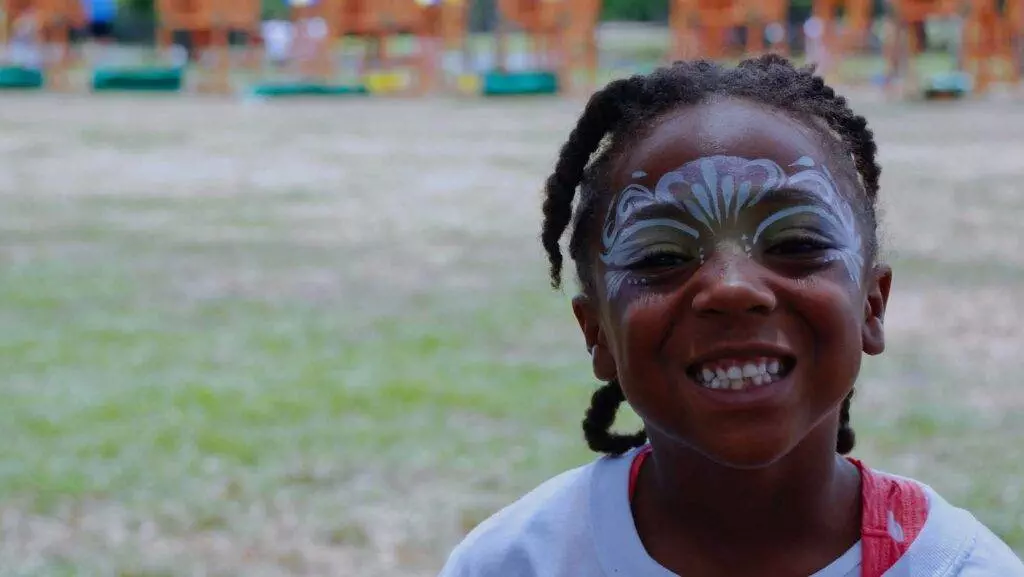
[691,249,776,316]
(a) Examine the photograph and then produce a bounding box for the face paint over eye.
[599,155,863,298]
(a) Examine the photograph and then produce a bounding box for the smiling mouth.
[686,356,796,391]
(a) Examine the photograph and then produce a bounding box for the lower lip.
[689,371,795,408]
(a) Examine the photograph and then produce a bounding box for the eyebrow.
[619,200,689,226]
[619,185,840,220]
[755,186,838,206]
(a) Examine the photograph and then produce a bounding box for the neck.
[638,423,861,551]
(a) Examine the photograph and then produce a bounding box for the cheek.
[605,286,680,370]
[788,275,864,350]
[606,289,687,422]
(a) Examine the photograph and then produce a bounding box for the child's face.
[574,98,891,467]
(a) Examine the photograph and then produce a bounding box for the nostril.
[748,303,773,315]
[691,281,777,316]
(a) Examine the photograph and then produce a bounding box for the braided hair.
[541,55,881,457]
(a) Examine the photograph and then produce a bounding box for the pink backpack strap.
[850,458,931,577]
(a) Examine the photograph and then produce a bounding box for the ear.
[862,264,892,356]
[571,294,617,382]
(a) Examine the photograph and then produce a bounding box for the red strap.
[628,445,652,501]
[626,451,930,576]
[849,458,930,577]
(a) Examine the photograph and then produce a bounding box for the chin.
[704,449,790,470]
[685,430,799,470]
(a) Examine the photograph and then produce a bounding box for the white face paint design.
[600,155,863,297]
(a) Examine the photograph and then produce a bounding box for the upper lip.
[685,343,796,369]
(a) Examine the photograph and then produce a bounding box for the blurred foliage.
[118,0,152,18]
[601,0,670,21]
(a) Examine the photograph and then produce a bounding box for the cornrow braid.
[837,391,856,454]
[582,381,647,454]
[541,78,634,288]
[541,54,882,456]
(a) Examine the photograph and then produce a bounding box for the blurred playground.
[0,0,1022,97]
[2,0,1024,576]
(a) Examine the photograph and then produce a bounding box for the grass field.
[1,89,1022,575]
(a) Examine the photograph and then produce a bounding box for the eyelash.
[766,236,836,255]
[626,250,693,270]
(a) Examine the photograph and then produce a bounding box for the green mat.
[0,67,44,90]
[247,83,369,98]
[482,71,559,96]
[92,67,183,92]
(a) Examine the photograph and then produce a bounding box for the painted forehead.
[609,153,854,229]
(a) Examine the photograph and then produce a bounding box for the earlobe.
[862,264,893,356]
[571,294,618,381]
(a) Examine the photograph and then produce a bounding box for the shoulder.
[875,469,1024,577]
[437,454,629,577]
[953,508,1024,576]
[928,490,1024,576]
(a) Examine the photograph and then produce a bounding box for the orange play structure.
[288,0,470,93]
[885,0,958,88]
[809,0,874,79]
[156,0,261,92]
[668,0,789,61]
[959,0,1023,91]
[0,0,84,88]
[886,0,1021,93]
[494,0,602,93]
[813,0,874,49]
[429,0,472,77]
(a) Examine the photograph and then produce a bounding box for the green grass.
[0,94,1022,574]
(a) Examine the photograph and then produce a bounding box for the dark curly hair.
[541,54,881,457]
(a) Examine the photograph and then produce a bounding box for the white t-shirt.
[439,446,1024,577]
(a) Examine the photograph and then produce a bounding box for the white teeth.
[695,358,787,390]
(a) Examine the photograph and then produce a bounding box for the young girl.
[438,56,1024,577]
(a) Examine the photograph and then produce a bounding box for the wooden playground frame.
[282,0,471,94]
[3,0,1022,97]
[809,0,873,79]
[668,0,790,61]
[1,0,84,89]
[155,0,262,93]
[494,0,602,93]
[886,0,1022,94]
